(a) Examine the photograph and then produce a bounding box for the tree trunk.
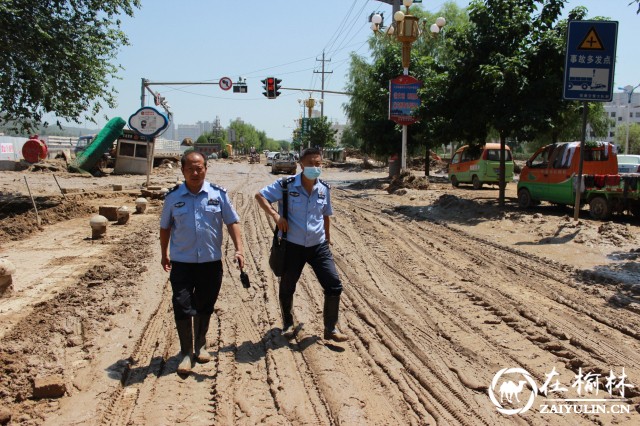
[425,146,430,177]
[499,131,506,207]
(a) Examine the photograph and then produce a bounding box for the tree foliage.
[0,0,141,132]
[616,123,640,154]
[303,116,337,148]
[344,2,469,159]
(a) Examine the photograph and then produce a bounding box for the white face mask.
[303,166,321,179]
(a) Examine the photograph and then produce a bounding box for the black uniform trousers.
[279,241,342,298]
[169,261,223,320]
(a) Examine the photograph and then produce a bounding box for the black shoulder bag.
[268,179,288,277]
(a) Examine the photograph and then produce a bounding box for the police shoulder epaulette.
[278,176,296,187]
[318,179,331,189]
[165,184,181,197]
[210,183,227,193]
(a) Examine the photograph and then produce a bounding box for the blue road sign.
[563,20,618,102]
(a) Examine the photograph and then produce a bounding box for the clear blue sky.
[87,0,640,141]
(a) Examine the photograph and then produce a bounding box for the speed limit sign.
[219,77,232,91]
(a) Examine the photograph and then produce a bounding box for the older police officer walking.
[161,151,245,374]
[255,147,348,342]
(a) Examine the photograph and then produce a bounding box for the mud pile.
[0,196,94,243]
[386,172,429,194]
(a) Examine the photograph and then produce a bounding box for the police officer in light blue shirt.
[160,151,244,374]
[255,147,348,342]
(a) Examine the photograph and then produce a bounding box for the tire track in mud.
[329,209,497,424]
[329,188,640,423]
[98,279,174,426]
[213,190,332,424]
[337,189,640,356]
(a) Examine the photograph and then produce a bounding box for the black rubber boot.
[175,318,193,374]
[280,294,295,339]
[323,294,349,342]
[194,315,211,363]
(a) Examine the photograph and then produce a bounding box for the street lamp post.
[298,96,323,148]
[371,0,445,171]
[619,84,640,154]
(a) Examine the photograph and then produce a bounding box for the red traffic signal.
[262,77,281,99]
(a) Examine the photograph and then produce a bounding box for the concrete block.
[33,375,66,399]
[98,205,118,221]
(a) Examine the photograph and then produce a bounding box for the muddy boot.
[194,315,211,363]
[280,294,295,339]
[323,294,349,342]
[175,318,193,374]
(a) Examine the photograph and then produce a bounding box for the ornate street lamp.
[370,0,446,170]
[298,96,323,148]
[371,1,445,75]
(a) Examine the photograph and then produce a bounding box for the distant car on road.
[617,154,640,174]
[266,151,277,166]
[271,152,297,175]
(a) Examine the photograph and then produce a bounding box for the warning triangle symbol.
[578,27,605,50]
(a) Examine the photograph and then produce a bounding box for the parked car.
[266,151,277,166]
[616,154,640,174]
[448,143,514,189]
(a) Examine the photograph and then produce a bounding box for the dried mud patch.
[0,226,154,423]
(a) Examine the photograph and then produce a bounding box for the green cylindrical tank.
[73,117,126,172]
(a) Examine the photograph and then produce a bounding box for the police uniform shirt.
[260,174,333,247]
[160,181,239,263]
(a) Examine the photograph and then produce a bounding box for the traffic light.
[274,78,282,98]
[261,77,282,99]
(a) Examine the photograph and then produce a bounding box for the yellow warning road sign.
[578,27,604,50]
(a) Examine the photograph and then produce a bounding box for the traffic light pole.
[141,78,221,108]
[280,87,352,96]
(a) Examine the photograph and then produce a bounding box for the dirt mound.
[27,159,69,173]
[408,156,449,174]
[597,222,636,246]
[0,197,95,243]
[346,178,389,190]
[386,172,429,194]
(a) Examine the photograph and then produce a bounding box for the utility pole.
[314,51,332,118]
[377,0,401,14]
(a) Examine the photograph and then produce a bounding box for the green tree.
[303,116,337,148]
[340,125,363,149]
[0,0,141,132]
[228,119,260,153]
[616,123,640,154]
[344,2,468,160]
[441,0,568,205]
[530,102,610,150]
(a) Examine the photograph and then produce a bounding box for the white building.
[603,91,640,146]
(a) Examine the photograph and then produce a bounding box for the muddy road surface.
[0,159,639,425]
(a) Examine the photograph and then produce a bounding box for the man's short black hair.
[181,150,206,168]
[300,147,321,162]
